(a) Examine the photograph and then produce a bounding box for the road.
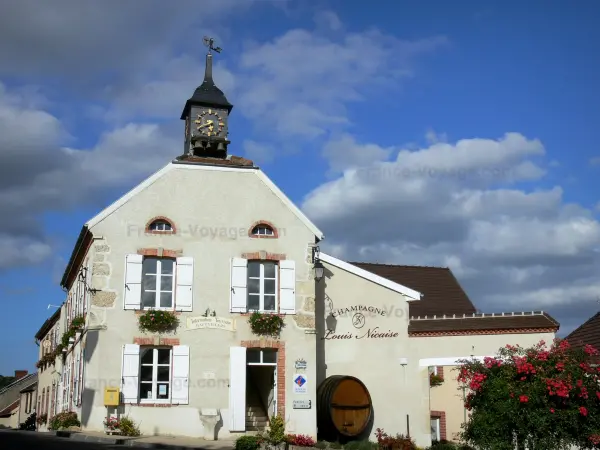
[0,430,120,450]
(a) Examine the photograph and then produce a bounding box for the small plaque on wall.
[293,400,311,409]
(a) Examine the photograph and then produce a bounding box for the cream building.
[33,45,559,448]
[0,371,36,428]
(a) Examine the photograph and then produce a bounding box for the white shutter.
[124,254,143,310]
[175,257,194,312]
[229,347,246,432]
[279,260,296,314]
[171,345,190,405]
[121,344,140,404]
[230,258,247,313]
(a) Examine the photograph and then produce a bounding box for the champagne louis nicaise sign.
[322,304,400,340]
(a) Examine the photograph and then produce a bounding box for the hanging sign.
[186,316,236,332]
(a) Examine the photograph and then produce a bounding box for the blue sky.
[1,0,599,375]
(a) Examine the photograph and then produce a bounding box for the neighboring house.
[34,306,65,430]
[17,377,37,427]
[565,312,600,350]
[37,47,559,448]
[0,371,35,428]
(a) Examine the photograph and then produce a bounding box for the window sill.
[135,402,175,408]
[134,310,182,316]
[236,311,291,316]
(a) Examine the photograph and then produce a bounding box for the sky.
[0,0,599,375]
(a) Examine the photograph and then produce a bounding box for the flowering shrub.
[36,413,47,425]
[374,428,416,450]
[248,312,286,337]
[138,309,179,333]
[457,339,600,449]
[286,434,317,446]
[48,411,80,430]
[36,352,56,369]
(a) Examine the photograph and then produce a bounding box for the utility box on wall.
[103,387,120,406]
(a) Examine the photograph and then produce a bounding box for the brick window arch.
[145,216,177,235]
[248,221,279,239]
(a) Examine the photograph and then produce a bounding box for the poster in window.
[159,385,167,396]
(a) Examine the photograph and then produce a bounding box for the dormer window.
[249,221,278,239]
[145,217,176,235]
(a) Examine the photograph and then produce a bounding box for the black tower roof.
[180,53,233,119]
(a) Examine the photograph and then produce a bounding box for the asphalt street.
[0,430,121,450]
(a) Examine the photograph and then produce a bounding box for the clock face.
[194,109,225,137]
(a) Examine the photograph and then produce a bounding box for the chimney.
[14,370,27,380]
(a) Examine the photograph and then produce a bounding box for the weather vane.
[203,36,222,55]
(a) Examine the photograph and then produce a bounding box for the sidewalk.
[54,429,236,449]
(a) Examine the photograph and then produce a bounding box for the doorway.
[246,348,277,420]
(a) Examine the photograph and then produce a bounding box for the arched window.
[145,217,176,234]
[249,221,278,239]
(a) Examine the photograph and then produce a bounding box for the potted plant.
[248,312,286,338]
[285,434,317,450]
[430,373,444,387]
[138,309,179,333]
[36,413,48,426]
[103,416,121,434]
[258,415,286,450]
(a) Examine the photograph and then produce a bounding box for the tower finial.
[202,36,222,84]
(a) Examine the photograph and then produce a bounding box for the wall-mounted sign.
[295,359,307,371]
[322,304,399,341]
[331,305,387,318]
[293,374,307,394]
[186,316,236,332]
[293,400,311,409]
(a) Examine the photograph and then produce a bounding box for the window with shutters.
[431,417,441,442]
[247,261,278,312]
[139,347,172,402]
[142,257,175,309]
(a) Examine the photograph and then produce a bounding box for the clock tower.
[180,37,233,158]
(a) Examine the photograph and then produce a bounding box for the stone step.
[246,406,266,413]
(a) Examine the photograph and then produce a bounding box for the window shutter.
[229,347,247,432]
[230,258,247,313]
[279,259,296,314]
[121,344,140,404]
[124,254,143,310]
[171,345,190,405]
[175,257,194,312]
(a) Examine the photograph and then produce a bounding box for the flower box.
[138,309,179,333]
[248,312,286,337]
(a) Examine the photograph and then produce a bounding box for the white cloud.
[303,132,600,330]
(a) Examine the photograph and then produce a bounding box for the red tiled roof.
[350,261,560,334]
[566,312,600,350]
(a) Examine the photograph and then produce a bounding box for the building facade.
[32,45,560,447]
[0,371,36,428]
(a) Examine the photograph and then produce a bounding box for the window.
[149,220,173,232]
[247,261,277,311]
[247,348,277,365]
[252,224,274,236]
[428,366,438,376]
[142,257,175,309]
[139,347,172,402]
[431,417,440,442]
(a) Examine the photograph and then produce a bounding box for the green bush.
[119,416,141,436]
[235,435,263,450]
[343,440,378,450]
[328,442,342,449]
[315,441,328,449]
[48,411,80,430]
[265,414,286,444]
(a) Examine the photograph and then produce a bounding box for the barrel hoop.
[330,403,371,409]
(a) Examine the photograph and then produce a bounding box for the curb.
[54,430,227,449]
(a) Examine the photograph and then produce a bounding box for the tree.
[457,339,600,450]
[0,375,15,390]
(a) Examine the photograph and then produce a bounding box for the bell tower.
[180,37,233,158]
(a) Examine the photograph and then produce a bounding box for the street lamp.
[314,260,324,281]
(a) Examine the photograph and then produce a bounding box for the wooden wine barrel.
[317,375,373,441]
